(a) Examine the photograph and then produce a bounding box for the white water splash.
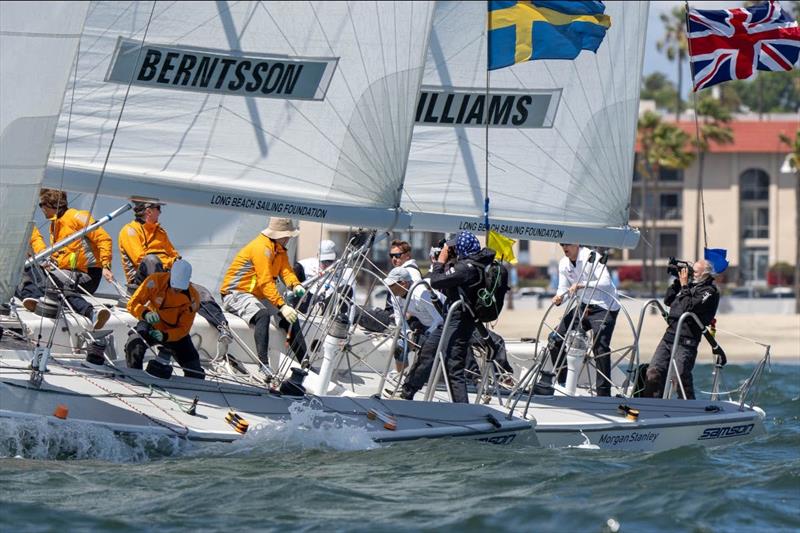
[0,417,187,462]
[221,401,379,455]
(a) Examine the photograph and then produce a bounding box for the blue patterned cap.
[455,231,480,258]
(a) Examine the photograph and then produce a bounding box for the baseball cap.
[170,259,192,290]
[384,266,412,286]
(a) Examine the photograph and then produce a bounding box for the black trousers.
[17,266,95,318]
[125,320,205,379]
[548,305,619,396]
[400,326,443,399]
[440,307,475,403]
[645,336,698,400]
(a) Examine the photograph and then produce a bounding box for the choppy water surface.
[1,364,798,532]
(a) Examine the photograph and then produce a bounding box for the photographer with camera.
[643,258,719,400]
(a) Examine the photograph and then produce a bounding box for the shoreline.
[492,300,800,365]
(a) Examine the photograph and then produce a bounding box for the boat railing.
[423,298,464,402]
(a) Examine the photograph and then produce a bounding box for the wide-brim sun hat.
[319,239,337,261]
[262,217,300,239]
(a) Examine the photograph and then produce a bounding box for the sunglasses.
[389,252,404,259]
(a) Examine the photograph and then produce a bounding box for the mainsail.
[402,1,647,248]
[44,1,435,231]
[0,2,90,303]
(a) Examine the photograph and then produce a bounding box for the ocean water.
[1,363,798,533]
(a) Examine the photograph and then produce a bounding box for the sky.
[643,1,750,97]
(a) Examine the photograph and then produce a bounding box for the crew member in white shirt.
[389,239,422,282]
[383,267,443,378]
[295,240,354,313]
[549,243,620,396]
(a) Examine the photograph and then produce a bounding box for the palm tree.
[657,6,689,121]
[778,129,800,313]
[637,111,695,295]
[692,97,734,259]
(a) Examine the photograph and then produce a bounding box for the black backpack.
[465,259,509,322]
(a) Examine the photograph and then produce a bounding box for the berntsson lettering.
[106,38,338,101]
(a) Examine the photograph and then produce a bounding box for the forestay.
[44,1,434,230]
[0,2,90,304]
[401,1,648,248]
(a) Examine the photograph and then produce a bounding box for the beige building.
[297,115,798,287]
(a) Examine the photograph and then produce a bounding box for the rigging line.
[346,2,402,184]
[79,0,157,238]
[476,129,622,219]
[509,69,618,204]
[370,1,401,182]
[597,29,628,203]
[308,2,397,183]
[484,35,490,232]
[69,1,178,90]
[254,1,396,191]
[218,107,386,199]
[684,1,709,250]
[55,33,83,199]
[541,62,621,195]
[568,58,626,194]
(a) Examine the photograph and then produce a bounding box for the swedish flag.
[488,1,612,70]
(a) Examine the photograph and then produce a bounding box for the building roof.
[636,119,798,153]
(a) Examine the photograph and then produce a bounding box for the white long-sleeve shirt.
[556,247,619,311]
[389,284,443,334]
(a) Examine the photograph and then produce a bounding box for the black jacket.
[663,277,720,342]
[429,248,495,305]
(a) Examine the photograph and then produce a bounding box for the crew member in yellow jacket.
[21,189,111,329]
[220,218,307,368]
[125,259,205,379]
[118,200,231,340]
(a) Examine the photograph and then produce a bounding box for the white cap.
[384,267,412,286]
[170,259,192,290]
[319,240,337,262]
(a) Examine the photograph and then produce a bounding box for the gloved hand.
[280,305,298,324]
[149,329,164,342]
[293,285,306,298]
[144,311,160,324]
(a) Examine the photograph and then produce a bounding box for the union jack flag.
[688,0,800,91]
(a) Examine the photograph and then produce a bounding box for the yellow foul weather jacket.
[127,272,200,342]
[220,234,300,308]
[118,221,179,283]
[44,208,113,273]
[30,226,47,255]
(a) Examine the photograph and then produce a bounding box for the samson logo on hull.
[697,423,754,440]
[415,86,560,129]
[106,38,338,101]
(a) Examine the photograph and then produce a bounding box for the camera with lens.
[667,257,692,277]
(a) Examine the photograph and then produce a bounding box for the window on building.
[741,247,769,286]
[658,232,680,259]
[741,206,769,239]
[627,230,680,260]
[659,167,683,182]
[659,192,681,220]
[739,169,769,201]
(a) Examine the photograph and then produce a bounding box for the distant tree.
[778,128,800,313]
[727,71,800,115]
[637,111,695,295]
[692,97,735,259]
[641,72,680,111]
[657,6,689,121]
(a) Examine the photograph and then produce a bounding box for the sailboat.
[1,0,768,452]
[0,0,533,448]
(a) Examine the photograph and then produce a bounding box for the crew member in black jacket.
[427,231,496,403]
[644,259,720,399]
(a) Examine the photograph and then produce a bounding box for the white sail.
[401,1,647,248]
[0,1,90,303]
[44,1,434,231]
